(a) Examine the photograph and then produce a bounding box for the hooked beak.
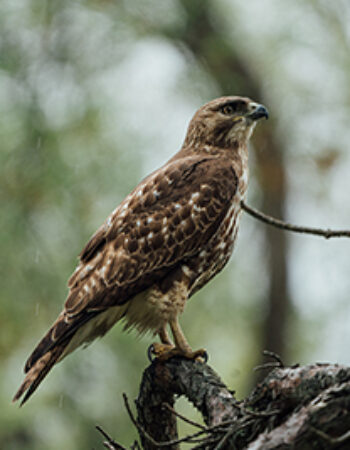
[248,103,269,121]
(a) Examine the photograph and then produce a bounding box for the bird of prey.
[14,96,268,405]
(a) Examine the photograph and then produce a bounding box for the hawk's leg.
[170,317,207,360]
[150,326,175,359]
[150,318,207,362]
[159,326,173,346]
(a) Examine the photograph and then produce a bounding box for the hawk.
[14,96,268,405]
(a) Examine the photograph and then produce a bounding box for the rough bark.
[124,358,350,449]
[135,358,238,449]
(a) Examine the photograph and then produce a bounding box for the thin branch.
[192,436,227,450]
[254,350,285,372]
[241,201,350,239]
[241,406,280,418]
[231,399,280,418]
[254,362,284,372]
[162,402,206,430]
[213,428,235,450]
[95,425,127,450]
[310,427,350,445]
[262,350,285,367]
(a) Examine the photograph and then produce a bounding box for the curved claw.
[147,344,155,363]
[201,350,209,363]
[191,348,208,363]
[148,342,175,362]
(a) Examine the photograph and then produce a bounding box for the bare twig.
[241,201,350,239]
[254,350,285,372]
[310,427,350,445]
[130,442,142,450]
[254,362,282,372]
[192,437,222,449]
[231,399,280,418]
[241,406,280,418]
[213,427,235,450]
[262,350,284,367]
[162,402,206,430]
[95,425,127,450]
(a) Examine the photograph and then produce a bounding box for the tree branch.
[241,201,350,239]
[135,358,238,449]
[105,359,350,449]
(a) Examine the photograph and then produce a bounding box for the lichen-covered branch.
[245,363,350,449]
[101,360,350,449]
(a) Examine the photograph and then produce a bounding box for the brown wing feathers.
[14,155,238,405]
[80,228,106,263]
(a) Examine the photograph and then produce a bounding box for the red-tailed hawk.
[14,96,268,405]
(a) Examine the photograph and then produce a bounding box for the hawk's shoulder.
[77,155,237,265]
[67,154,238,298]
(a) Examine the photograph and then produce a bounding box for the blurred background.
[1,0,350,448]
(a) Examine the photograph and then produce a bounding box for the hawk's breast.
[188,164,248,295]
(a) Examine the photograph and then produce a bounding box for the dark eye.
[221,104,234,115]
[220,101,246,115]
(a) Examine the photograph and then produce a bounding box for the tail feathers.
[24,311,96,374]
[24,313,69,373]
[13,342,67,406]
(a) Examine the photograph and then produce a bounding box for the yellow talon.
[148,343,207,363]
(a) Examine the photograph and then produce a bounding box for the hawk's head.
[184,96,268,150]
